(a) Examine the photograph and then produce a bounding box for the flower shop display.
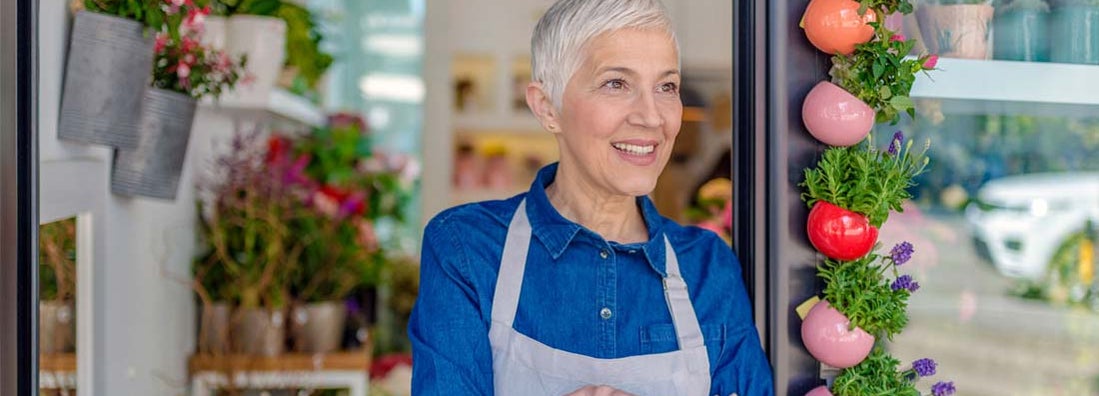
[916,0,995,60]
[39,218,78,354]
[1049,0,1099,65]
[58,2,158,148]
[993,0,1050,62]
[113,0,246,200]
[798,0,954,394]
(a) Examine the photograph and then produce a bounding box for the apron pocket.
[640,323,726,354]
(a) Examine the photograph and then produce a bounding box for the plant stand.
[188,350,371,396]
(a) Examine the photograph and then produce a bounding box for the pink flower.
[890,34,906,42]
[180,36,198,53]
[176,63,191,79]
[312,190,341,218]
[181,5,210,36]
[154,33,169,53]
[923,54,939,69]
[182,53,196,65]
[356,219,379,253]
[721,200,732,230]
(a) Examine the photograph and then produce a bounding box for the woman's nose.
[626,92,665,128]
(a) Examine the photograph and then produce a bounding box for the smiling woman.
[408,1,773,395]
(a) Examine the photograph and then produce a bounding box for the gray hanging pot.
[112,88,197,200]
[58,11,153,149]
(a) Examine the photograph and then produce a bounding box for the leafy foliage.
[800,132,930,227]
[151,2,247,99]
[84,0,166,28]
[39,218,77,302]
[858,0,916,15]
[832,348,921,396]
[819,252,912,339]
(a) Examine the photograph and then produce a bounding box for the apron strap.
[491,199,532,326]
[663,236,705,350]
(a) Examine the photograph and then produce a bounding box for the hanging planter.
[802,0,877,55]
[111,88,198,200]
[1049,0,1099,65]
[58,11,154,149]
[807,201,878,261]
[802,81,875,147]
[916,2,995,60]
[801,300,875,368]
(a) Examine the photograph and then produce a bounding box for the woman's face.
[555,28,682,197]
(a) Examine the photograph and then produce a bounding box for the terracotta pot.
[802,81,874,147]
[806,385,834,396]
[802,0,877,55]
[801,300,875,368]
[916,4,994,60]
[807,201,878,261]
[290,301,347,353]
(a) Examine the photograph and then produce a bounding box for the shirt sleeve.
[709,238,775,396]
[409,215,495,395]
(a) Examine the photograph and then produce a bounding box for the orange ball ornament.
[802,0,877,55]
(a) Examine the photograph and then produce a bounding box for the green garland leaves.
[832,348,921,396]
[819,252,911,339]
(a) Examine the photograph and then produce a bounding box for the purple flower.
[931,381,955,396]
[888,131,905,155]
[912,358,937,377]
[892,275,920,292]
[891,241,914,265]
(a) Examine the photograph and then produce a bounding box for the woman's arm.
[707,238,775,396]
[409,216,495,395]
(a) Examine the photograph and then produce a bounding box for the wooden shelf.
[189,350,371,374]
[40,353,76,372]
[910,58,1099,117]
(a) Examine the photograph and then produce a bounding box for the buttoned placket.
[597,240,617,358]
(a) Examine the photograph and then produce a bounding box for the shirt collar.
[525,163,669,276]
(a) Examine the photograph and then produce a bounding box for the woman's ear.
[526,82,561,133]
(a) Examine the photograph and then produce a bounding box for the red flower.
[923,54,939,69]
[154,33,169,53]
[266,135,291,164]
[890,34,906,43]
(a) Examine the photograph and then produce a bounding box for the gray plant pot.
[232,308,286,357]
[197,302,231,355]
[58,11,153,149]
[40,301,75,354]
[112,88,197,200]
[290,301,347,353]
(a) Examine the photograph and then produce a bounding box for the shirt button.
[600,307,612,320]
[599,249,609,259]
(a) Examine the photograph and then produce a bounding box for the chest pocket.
[639,323,726,355]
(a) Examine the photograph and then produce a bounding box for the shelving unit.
[189,351,371,396]
[202,88,327,128]
[910,58,1099,117]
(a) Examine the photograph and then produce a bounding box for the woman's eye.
[659,82,679,94]
[602,79,626,90]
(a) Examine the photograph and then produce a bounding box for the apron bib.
[489,199,712,396]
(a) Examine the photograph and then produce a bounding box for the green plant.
[214,0,334,91]
[832,348,920,395]
[39,218,77,302]
[830,28,936,125]
[800,131,930,227]
[857,0,916,15]
[818,244,914,339]
[83,0,165,27]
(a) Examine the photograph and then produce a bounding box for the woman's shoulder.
[425,193,526,237]
[660,217,731,252]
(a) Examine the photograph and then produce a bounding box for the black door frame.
[1,0,39,394]
[733,1,829,394]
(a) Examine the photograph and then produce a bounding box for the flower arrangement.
[831,348,956,395]
[151,0,247,99]
[688,178,733,245]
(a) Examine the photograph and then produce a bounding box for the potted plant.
[1049,0,1099,64]
[195,131,297,356]
[916,0,995,59]
[802,0,879,56]
[274,2,333,100]
[58,0,162,149]
[993,0,1051,61]
[802,242,916,367]
[112,1,246,200]
[808,348,956,396]
[800,131,929,260]
[38,218,78,354]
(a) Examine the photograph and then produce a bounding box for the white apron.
[490,199,712,396]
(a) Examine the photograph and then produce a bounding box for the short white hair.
[531,0,679,109]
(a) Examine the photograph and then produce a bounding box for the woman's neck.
[545,165,649,244]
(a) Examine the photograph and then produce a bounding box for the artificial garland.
[798,0,955,395]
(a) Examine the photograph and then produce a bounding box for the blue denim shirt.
[409,163,774,395]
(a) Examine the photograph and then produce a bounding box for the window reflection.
[880,113,1099,395]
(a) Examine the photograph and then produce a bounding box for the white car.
[965,172,1099,279]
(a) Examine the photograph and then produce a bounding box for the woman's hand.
[564,385,636,396]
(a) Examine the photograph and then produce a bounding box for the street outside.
[879,207,1099,396]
